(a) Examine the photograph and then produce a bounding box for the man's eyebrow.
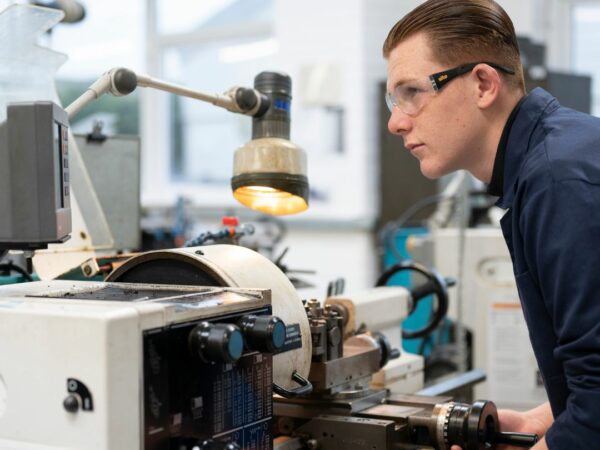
[390,76,420,88]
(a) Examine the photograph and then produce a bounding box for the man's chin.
[419,162,448,180]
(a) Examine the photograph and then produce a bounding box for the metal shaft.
[495,431,539,447]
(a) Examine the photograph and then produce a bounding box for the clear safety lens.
[385,77,435,116]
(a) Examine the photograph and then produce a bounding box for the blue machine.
[382,227,450,356]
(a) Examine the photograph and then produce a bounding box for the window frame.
[141,0,274,207]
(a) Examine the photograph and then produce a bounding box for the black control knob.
[371,331,401,368]
[189,322,244,363]
[63,394,79,413]
[239,314,286,353]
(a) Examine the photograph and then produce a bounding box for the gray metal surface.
[75,134,140,250]
[309,347,380,393]
[415,369,486,397]
[274,389,387,420]
[296,414,399,450]
[0,280,271,324]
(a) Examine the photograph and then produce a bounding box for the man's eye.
[400,85,423,100]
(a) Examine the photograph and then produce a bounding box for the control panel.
[143,309,284,450]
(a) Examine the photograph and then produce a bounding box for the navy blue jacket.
[497,88,600,448]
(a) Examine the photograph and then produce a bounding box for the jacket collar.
[496,88,559,209]
[487,95,527,197]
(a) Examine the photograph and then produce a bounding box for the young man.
[383,1,600,449]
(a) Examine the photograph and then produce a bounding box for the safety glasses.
[385,62,516,116]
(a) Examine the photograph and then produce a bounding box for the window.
[164,36,277,183]
[572,2,600,116]
[152,0,275,184]
[50,0,144,134]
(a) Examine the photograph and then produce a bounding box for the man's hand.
[450,402,553,450]
[496,408,549,449]
[496,404,552,450]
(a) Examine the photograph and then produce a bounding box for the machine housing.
[0,280,277,450]
[0,102,71,249]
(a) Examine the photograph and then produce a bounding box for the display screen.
[54,122,64,208]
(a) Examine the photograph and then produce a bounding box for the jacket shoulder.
[524,106,600,186]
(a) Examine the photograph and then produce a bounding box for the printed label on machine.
[487,299,547,408]
[210,353,273,433]
[276,323,302,354]
[213,418,271,449]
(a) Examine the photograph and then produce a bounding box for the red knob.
[222,216,239,226]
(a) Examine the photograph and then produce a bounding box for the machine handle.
[273,371,313,398]
[495,432,539,447]
[410,276,455,303]
[375,261,451,340]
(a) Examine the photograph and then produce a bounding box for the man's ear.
[472,63,501,109]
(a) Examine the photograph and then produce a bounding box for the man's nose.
[387,108,412,135]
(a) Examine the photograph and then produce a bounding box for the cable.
[0,263,33,282]
[184,224,255,247]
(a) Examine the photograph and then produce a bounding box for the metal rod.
[65,73,112,119]
[136,74,237,111]
[495,431,538,447]
[416,368,486,396]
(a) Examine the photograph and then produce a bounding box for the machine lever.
[409,277,455,303]
[409,279,437,302]
[273,371,313,398]
[495,431,539,447]
[376,261,451,340]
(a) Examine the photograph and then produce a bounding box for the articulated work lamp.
[66,68,309,215]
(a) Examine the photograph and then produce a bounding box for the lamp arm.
[65,67,270,120]
[136,73,236,111]
[65,70,113,119]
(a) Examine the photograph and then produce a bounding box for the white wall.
[279,228,378,300]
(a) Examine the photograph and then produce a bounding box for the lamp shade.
[232,137,308,215]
